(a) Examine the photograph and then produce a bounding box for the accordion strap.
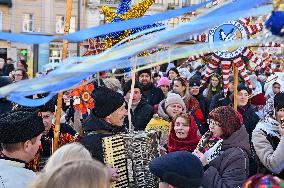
[87,130,113,136]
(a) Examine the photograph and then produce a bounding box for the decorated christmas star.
[102,0,162,49]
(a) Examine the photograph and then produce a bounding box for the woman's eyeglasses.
[207,119,221,127]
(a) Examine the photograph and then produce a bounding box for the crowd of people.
[0,58,284,188]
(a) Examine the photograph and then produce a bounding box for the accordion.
[102,130,159,188]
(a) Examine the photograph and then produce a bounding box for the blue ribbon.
[0,0,274,106]
[63,1,211,42]
[0,1,211,44]
[8,92,56,107]
[0,32,56,44]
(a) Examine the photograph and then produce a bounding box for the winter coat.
[2,64,14,76]
[28,123,78,171]
[252,117,284,178]
[141,83,164,106]
[146,100,173,147]
[238,105,260,140]
[194,93,210,122]
[0,99,13,115]
[238,104,260,176]
[124,98,154,131]
[209,91,232,112]
[80,115,125,163]
[202,126,250,188]
[193,93,209,121]
[183,94,205,123]
[0,158,36,188]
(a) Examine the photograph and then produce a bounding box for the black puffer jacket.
[141,83,164,106]
[2,64,14,76]
[238,104,260,177]
[238,105,260,140]
[0,99,13,115]
[124,98,154,131]
[80,115,125,163]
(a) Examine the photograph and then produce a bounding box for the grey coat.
[202,126,250,188]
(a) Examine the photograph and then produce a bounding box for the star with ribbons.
[102,0,163,49]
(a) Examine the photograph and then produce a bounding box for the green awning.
[0,0,12,7]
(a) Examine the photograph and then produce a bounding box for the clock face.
[208,20,248,59]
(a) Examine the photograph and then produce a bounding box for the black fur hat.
[123,80,142,96]
[92,86,125,118]
[0,110,44,143]
[38,97,56,113]
[138,68,152,78]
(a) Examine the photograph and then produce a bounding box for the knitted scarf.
[196,131,223,162]
[168,115,200,153]
[255,117,281,139]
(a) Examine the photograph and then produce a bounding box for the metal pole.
[53,0,73,152]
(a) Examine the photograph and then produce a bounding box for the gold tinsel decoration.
[273,0,284,11]
[102,0,155,49]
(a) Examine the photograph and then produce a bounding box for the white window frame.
[56,15,76,34]
[155,0,163,4]
[22,13,34,32]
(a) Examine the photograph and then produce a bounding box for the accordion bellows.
[103,130,159,188]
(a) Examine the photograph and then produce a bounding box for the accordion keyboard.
[103,131,159,188]
[103,135,129,188]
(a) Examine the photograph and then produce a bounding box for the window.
[99,12,105,25]
[0,12,2,31]
[155,0,163,4]
[100,0,119,5]
[169,0,179,6]
[56,15,76,34]
[22,13,33,32]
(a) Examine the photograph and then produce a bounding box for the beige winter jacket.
[252,119,284,174]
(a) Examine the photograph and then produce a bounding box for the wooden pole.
[53,0,73,152]
[128,62,137,132]
[233,64,239,110]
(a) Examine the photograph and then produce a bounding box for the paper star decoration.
[71,81,95,114]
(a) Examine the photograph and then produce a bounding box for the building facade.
[0,0,211,75]
[0,0,85,75]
